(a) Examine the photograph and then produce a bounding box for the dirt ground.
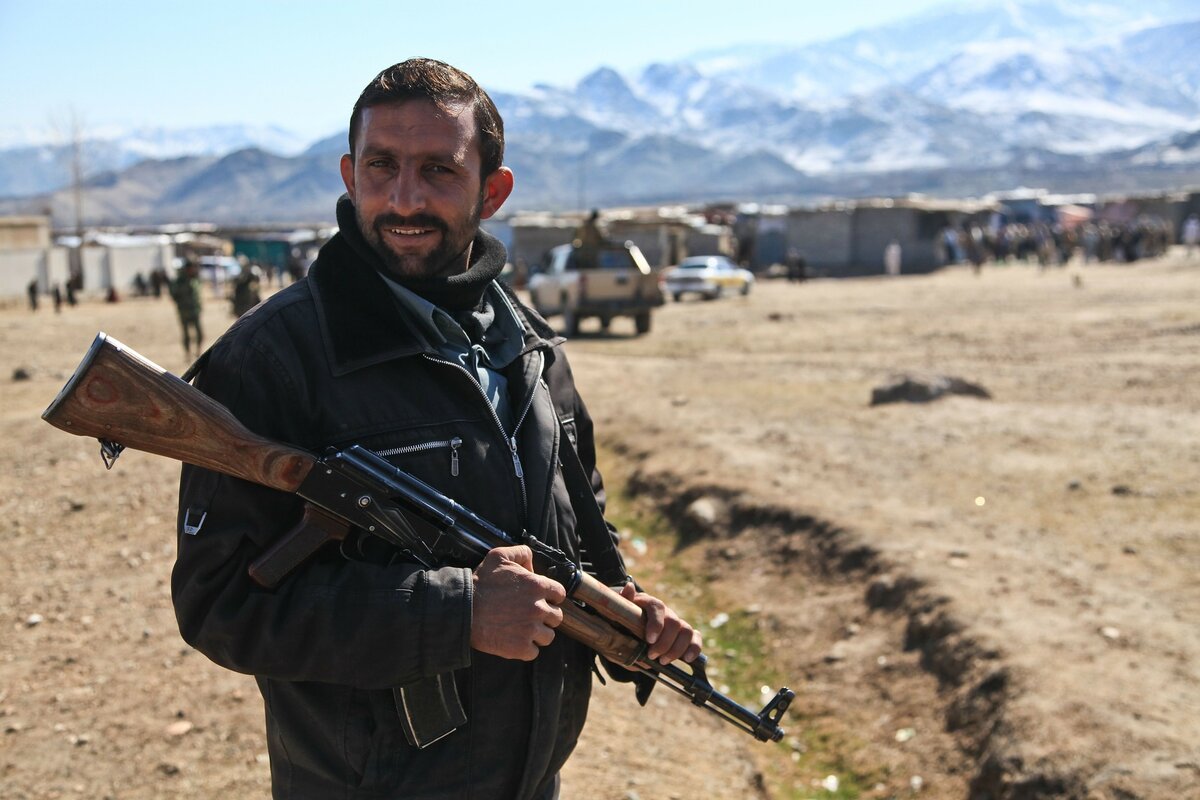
[1,251,1197,799]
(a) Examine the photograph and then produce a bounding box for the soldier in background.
[230,264,262,318]
[786,248,807,282]
[169,260,204,358]
[573,208,607,269]
[150,266,168,298]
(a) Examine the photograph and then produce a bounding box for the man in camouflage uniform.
[169,260,204,358]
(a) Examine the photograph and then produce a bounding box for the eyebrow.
[359,143,469,167]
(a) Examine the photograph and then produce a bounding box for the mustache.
[374,213,447,232]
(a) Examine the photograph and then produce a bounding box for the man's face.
[340,100,512,280]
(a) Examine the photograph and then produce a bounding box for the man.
[1184,213,1199,258]
[230,262,262,318]
[168,259,204,358]
[172,58,700,799]
[572,208,607,269]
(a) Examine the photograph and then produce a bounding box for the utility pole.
[578,149,587,212]
[70,111,85,245]
[51,109,88,291]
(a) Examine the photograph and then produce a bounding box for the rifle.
[42,332,793,743]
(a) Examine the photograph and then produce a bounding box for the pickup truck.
[527,242,663,336]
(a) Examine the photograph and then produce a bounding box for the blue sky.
[0,0,947,143]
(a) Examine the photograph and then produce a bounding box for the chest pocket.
[373,435,463,479]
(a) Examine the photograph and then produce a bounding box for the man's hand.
[620,583,703,665]
[471,545,566,661]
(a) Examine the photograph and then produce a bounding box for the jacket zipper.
[422,351,544,524]
[373,437,462,477]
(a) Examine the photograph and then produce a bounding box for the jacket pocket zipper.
[373,437,462,477]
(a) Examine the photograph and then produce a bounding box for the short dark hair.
[348,58,505,176]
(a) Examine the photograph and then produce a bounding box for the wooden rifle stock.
[42,333,315,491]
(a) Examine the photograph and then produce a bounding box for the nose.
[387,166,426,217]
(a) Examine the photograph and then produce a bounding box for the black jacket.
[172,229,613,799]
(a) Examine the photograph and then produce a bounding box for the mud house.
[0,217,223,303]
[1102,190,1196,241]
[786,198,995,277]
[0,215,69,300]
[508,208,735,279]
[0,215,50,250]
[681,220,734,263]
[730,204,788,270]
[507,214,578,274]
[75,233,174,295]
[606,208,731,267]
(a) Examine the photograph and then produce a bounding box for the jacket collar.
[309,223,564,376]
[309,232,427,375]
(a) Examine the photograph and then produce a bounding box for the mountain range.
[3,0,1199,226]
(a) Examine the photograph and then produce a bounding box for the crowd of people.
[941,214,1179,271]
[25,256,270,359]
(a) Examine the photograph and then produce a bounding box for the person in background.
[573,208,607,269]
[1183,213,1199,259]
[168,260,204,358]
[885,239,902,276]
[230,263,262,318]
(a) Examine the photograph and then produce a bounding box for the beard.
[358,195,484,281]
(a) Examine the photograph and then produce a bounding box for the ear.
[479,167,514,219]
[339,153,356,197]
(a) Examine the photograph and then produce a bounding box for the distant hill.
[2,0,1199,225]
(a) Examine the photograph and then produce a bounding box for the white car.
[662,256,754,301]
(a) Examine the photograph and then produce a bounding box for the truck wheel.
[672,292,683,302]
[635,311,651,334]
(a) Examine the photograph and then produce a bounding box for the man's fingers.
[539,598,565,628]
[541,577,567,606]
[647,614,683,662]
[618,584,704,664]
[532,624,557,648]
[654,624,702,665]
[494,544,534,571]
[471,546,569,661]
[639,596,667,645]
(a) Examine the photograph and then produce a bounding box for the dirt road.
[2,252,1197,798]
[562,253,1200,798]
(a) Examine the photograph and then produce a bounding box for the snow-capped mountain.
[0,122,311,159]
[688,0,1162,102]
[1120,20,1200,103]
[3,0,1199,223]
[903,39,1199,154]
[115,124,313,160]
[0,124,314,198]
